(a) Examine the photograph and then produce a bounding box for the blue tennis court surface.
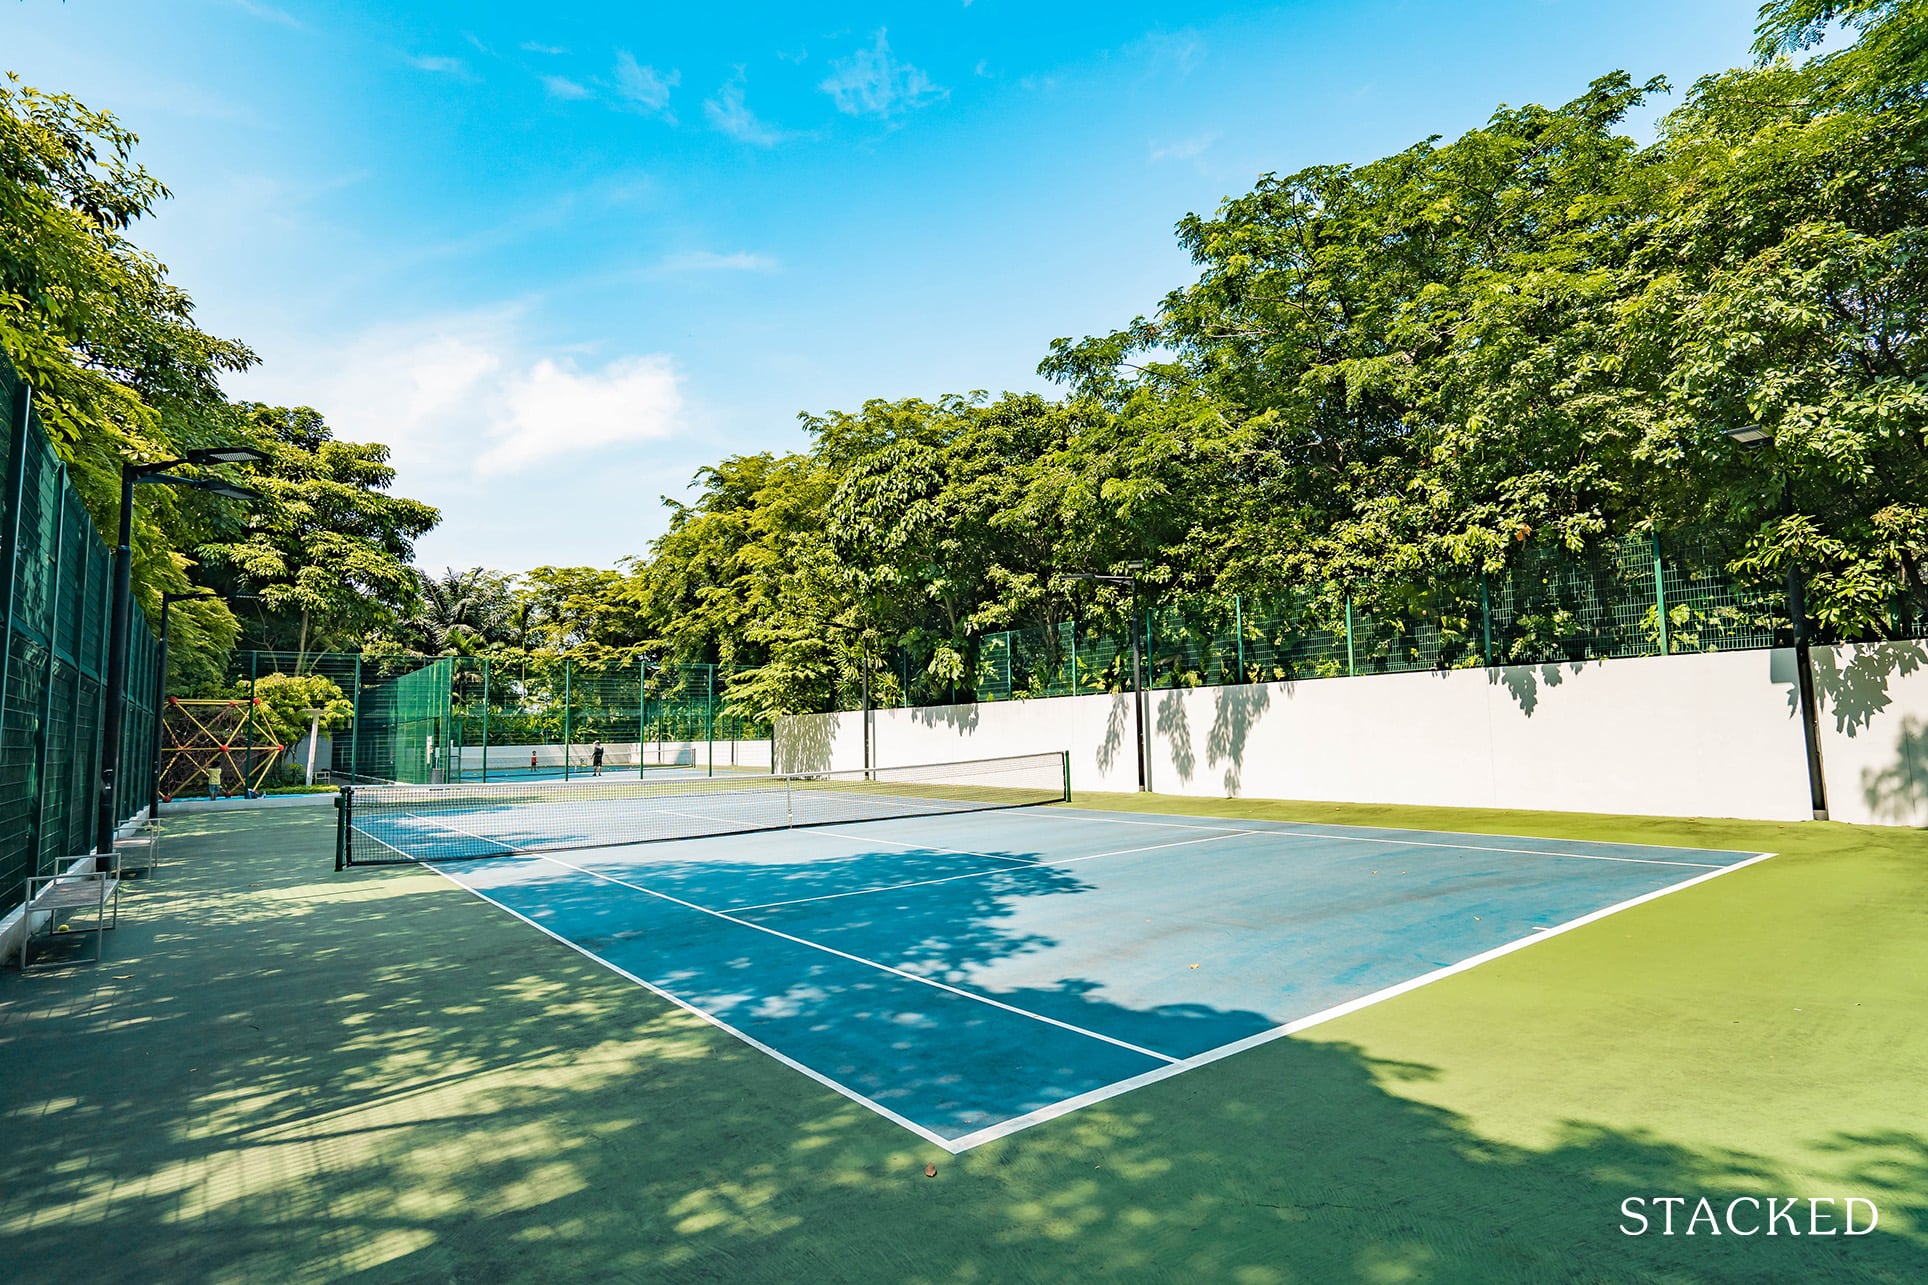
[423,806,1769,1151]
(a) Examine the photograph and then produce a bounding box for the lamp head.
[184,445,268,465]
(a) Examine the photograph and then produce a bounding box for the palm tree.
[409,567,517,654]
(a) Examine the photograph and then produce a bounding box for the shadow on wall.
[1857,714,1927,826]
[1810,641,1927,736]
[1493,660,1585,717]
[1806,643,1928,827]
[1207,683,1271,797]
[776,713,838,774]
[910,701,981,735]
[1157,691,1193,786]
[1096,692,1130,779]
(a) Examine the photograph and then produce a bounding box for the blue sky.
[5,0,1763,573]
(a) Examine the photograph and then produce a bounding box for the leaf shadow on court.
[0,808,1923,1283]
[478,837,1285,1069]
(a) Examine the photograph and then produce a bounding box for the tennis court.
[339,756,1770,1150]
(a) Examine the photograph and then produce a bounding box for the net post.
[334,786,351,871]
[1061,750,1071,802]
[1651,530,1670,655]
[785,766,793,826]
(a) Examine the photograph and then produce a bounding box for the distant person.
[591,741,604,776]
[530,749,538,771]
[205,765,222,800]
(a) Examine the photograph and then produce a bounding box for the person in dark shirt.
[591,741,605,776]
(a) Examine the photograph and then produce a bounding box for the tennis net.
[335,751,1070,867]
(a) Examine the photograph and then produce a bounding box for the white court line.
[1037,803,1759,858]
[725,830,1251,914]
[939,849,1779,1152]
[1021,809,1730,869]
[376,807,1178,1066]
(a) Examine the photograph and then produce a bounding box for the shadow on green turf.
[0,809,1920,1283]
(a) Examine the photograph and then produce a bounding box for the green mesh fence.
[369,658,453,784]
[430,657,773,781]
[205,653,773,787]
[903,531,1801,711]
[0,358,162,917]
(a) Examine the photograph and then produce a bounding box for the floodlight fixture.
[184,445,268,465]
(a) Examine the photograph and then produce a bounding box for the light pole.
[827,618,876,777]
[151,587,219,818]
[1723,425,1828,819]
[98,448,263,853]
[1064,563,1149,791]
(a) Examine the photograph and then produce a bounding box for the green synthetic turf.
[0,799,1921,1282]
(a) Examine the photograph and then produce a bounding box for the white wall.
[778,648,1832,823]
[1814,640,1928,827]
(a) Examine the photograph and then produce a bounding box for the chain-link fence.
[1,359,162,917]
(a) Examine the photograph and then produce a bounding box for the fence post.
[706,662,716,778]
[1651,530,1670,656]
[1480,573,1494,668]
[561,657,573,780]
[1234,595,1245,682]
[479,657,490,782]
[349,653,362,781]
[637,656,648,777]
[1144,610,1155,691]
[1344,594,1356,677]
[244,649,256,796]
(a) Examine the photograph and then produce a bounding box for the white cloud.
[543,75,592,100]
[233,315,685,481]
[613,52,678,116]
[704,77,785,146]
[408,54,469,76]
[658,250,776,272]
[521,42,567,55]
[229,0,302,29]
[820,30,945,119]
[481,355,683,473]
[1149,133,1217,163]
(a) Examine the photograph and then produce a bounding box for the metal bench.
[20,856,120,971]
[116,827,162,879]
